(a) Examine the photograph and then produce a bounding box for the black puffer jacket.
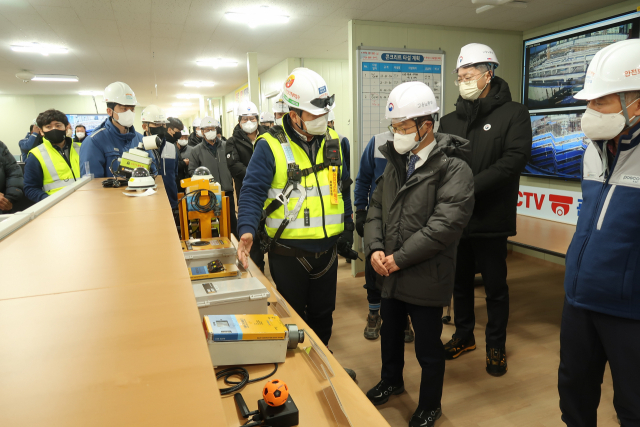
[225,123,269,199]
[365,133,475,307]
[439,76,531,238]
[188,131,202,147]
[0,141,24,212]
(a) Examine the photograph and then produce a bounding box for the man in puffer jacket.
[364,82,474,427]
[0,141,24,213]
[438,44,531,375]
[557,39,640,427]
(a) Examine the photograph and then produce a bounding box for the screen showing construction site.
[524,111,592,180]
[523,11,640,113]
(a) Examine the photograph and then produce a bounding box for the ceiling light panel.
[184,81,215,88]
[196,58,238,68]
[172,102,192,107]
[32,75,78,82]
[176,94,201,99]
[11,43,68,55]
[225,6,289,28]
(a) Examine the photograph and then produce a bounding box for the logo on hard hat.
[388,103,394,111]
[319,85,327,95]
[285,75,295,88]
[458,56,463,63]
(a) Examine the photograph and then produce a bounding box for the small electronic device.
[235,390,299,427]
[192,278,270,316]
[207,259,225,273]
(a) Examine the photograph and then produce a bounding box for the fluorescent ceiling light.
[196,58,238,68]
[176,94,201,99]
[172,102,192,107]
[225,7,289,28]
[11,42,68,55]
[32,74,78,82]
[78,90,103,96]
[184,81,215,88]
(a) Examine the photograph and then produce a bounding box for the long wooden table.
[1,180,390,427]
[508,214,576,258]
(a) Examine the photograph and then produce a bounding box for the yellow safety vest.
[261,125,345,240]
[29,138,81,195]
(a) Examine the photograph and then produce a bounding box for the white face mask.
[178,138,188,146]
[196,129,203,138]
[298,114,328,136]
[241,120,258,134]
[459,72,490,101]
[76,132,85,140]
[275,117,283,126]
[204,130,216,141]
[393,122,428,155]
[114,109,135,128]
[581,100,640,141]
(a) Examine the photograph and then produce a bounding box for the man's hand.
[237,233,253,269]
[184,158,189,166]
[383,254,400,274]
[0,193,13,211]
[371,250,389,276]
[32,126,40,135]
[355,209,367,237]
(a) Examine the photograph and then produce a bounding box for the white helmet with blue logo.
[385,81,439,121]
[237,100,259,118]
[281,67,334,115]
[456,43,499,72]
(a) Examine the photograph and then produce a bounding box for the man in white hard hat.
[260,111,275,128]
[439,43,532,376]
[558,39,640,426]
[236,68,355,375]
[364,81,474,427]
[177,128,192,190]
[188,117,203,147]
[273,95,289,126]
[190,116,236,236]
[80,82,144,178]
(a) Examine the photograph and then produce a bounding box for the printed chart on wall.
[357,47,444,155]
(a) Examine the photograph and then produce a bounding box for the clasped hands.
[370,251,399,277]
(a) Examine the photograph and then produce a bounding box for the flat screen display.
[66,114,109,136]
[523,11,640,113]
[524,111,591,180]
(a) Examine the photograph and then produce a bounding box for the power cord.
[216,363,278,396]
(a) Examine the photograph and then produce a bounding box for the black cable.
[177,188,220,215]
[216,363,278,396]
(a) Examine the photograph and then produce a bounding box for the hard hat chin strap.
[619,92,640,128]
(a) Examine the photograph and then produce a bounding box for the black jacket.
[365,133,475,306]
[188,131,202,147]
[0,141,24,213]
[439,76,531,238]
[225,123,269,198]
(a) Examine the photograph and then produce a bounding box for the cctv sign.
[517,185,583,225]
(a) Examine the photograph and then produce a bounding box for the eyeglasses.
[240,116,257,122]
[455,71,487,86]
[387,123,417,135]
[310,94,335,109]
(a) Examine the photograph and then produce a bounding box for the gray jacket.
[364,132,475,307]
[189,139,233,192]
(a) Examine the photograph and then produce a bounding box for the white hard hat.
[200,116,220,128]
[282,68,334,115]
[456,43,499,72]
[260,111,274,122]
[181,128,189,136]
[193,117,201,127]
[273,94,289,113]
[328,110,335,122]
[574,39,640,100]
[104,81,138,105]
[238,100,259,117]
[385,82,439,121]
[141,105,168,123]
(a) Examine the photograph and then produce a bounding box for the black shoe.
[404,315,415,343]
[366,380,405,405]
[486,348,507,376]
[409,407,442,427]
[364,313,382,340]
[443,336,476,360]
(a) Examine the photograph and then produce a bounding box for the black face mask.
[165,130,181,143]
[149,126,165,136]
[44,129,66,145]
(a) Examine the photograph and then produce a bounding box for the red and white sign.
[517,185,583,225]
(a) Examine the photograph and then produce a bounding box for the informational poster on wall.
[357,47,444,155]
[517,185,583,225]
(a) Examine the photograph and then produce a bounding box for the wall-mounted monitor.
[523,10,640,113]
[66,114,109,136]
[524,111,591,180]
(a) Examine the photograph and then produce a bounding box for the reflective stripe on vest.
[31,139,82,195]
[261,124,345,240]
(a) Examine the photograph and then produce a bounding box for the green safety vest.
[29,138,81,195]
[262,126,345,240]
